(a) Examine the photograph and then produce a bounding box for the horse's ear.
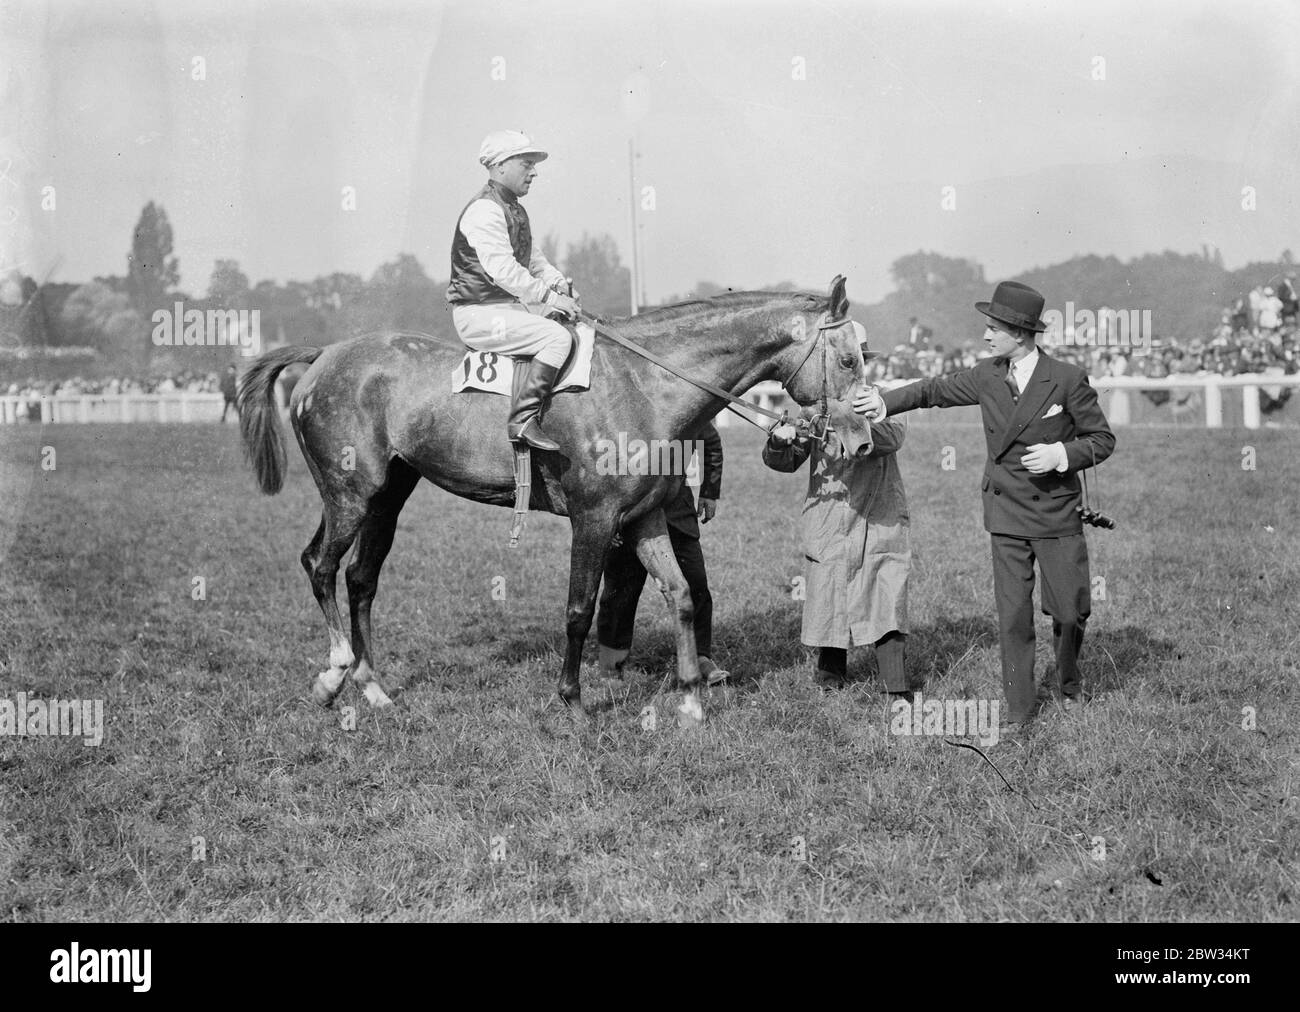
[829,275,849,319]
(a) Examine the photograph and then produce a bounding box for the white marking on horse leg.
[363,681,393,708]
[676,691,705,727]
[328,635,354,671]
[312,665,347,706]
[311,632,354,707]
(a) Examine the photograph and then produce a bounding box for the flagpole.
[628,136,640,315]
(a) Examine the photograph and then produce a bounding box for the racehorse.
[237,276,871,724]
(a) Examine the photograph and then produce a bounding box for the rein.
[578,309,851,443]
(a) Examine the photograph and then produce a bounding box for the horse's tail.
[237,345,322,494]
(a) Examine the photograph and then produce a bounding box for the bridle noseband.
[777,311,855,446]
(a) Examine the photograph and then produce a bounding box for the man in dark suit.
[595,422,728,685]
[854,281,1115,736]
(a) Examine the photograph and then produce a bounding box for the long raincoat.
[762,417,910,648]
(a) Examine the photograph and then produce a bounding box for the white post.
[1204,380,1223,427]
[628,136,640,315]
[1241,384,1260,429]
[1109,388,1131,426]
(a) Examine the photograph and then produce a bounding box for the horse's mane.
[610,290,829,338]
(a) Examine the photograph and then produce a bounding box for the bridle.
[776,310,853,445]
[577,308,856,446]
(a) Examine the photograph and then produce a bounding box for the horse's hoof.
[676,693,705,728]
[312,673,340,708]
[596,671,631,692]
[362,681,394,708]
[555,694,589,726]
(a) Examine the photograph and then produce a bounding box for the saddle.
[450,320,596,396]
[450,320,593,547]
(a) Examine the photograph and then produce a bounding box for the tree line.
[2,201,1293,372]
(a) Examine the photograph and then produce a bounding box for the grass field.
[0,416,1296,921]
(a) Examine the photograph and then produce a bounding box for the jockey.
[447,130,581,452]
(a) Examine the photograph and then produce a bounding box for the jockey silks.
[447,180,546,305]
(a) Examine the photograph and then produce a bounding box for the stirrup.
[508,443,530,548]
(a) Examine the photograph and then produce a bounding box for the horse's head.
[776,275,873,456]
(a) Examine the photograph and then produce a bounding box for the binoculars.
[1077,505,1117,530]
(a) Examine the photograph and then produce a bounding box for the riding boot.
[508,359,562,452]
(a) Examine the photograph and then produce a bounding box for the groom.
[854,282,1115,736]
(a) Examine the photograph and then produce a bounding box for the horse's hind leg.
[558,510,620,713]
[345,459,421,708]
[302,504,366,707]
[628,509,705,726]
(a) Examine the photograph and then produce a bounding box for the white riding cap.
[479,130,549,167]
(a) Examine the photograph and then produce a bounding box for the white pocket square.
[1042,404,1063,418]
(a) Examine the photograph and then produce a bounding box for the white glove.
[546,291,581,320]
[852,386,886,422]
[1020,442,1068,474]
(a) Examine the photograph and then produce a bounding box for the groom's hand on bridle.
[853,385,886,422]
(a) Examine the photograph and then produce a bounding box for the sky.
[3,0,1298,304]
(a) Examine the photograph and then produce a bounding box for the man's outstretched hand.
[853,385,886,422]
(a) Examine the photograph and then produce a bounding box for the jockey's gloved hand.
[546,291,581,320]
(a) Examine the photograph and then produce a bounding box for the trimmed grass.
[0,419,1296,921]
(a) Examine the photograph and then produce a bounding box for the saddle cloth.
[451,322,596,396]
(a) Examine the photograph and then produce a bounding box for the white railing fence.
[716,376,1299,430]
[0,392,229,424]
[3,375,1298,428]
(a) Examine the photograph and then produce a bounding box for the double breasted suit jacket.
[881,351,1115,539]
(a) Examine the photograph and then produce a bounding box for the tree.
[126,201,180,315]
[207,259,251,309]
[562,232,631,317]
[368,254,441,332]
[888,251,984,295]
[59,280,147,358]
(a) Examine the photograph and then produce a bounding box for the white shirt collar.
[1012,347,1040,387]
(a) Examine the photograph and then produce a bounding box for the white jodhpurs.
[451,302,573,369]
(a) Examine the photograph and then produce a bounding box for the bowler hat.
[975,281,1048,333]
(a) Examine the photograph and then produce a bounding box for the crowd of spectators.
[868,277,1299,418]
[1,371,224,420]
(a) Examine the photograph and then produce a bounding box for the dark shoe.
[814,668,847,690]
[507,359,562,451]
[597,644,630,686]
[698,655,730,686]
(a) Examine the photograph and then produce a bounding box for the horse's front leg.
[559,511,618,712]
[627,509,705,726]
